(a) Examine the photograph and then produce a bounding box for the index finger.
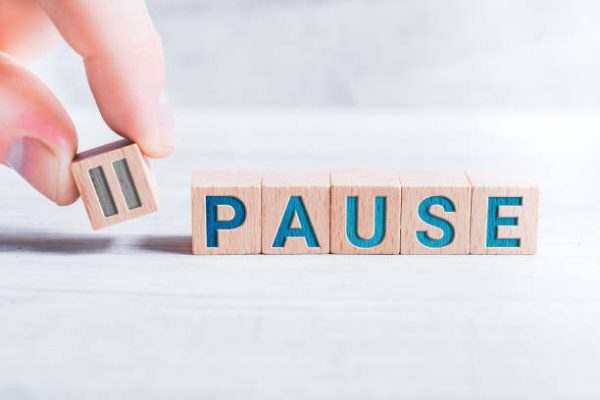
[38,0,175,157]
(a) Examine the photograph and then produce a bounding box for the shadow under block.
[468,172,539,255]
[262,172,330,254]
[330,171,401,254]
[192,171,261,255]
[71,140,159,230]
[400,172,472,254]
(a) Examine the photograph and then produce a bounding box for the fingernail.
[157,90,176,152]
[5,137,59,203]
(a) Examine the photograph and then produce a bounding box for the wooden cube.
[330,171,401,254]
[262,172,330,254]
[192,171,261,255]
[71,140,159,230]
[400,172,471,254]
[468,172,539,255]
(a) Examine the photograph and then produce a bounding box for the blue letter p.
[206,196,247,247]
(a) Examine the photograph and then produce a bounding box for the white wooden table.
[0,109,598,399]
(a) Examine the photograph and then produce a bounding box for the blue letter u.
[346,196,386,248]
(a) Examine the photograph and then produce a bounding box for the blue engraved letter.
[486,197,522,248]
[416,196,456,248]
[206,196,247,247]
[346,196,386,248]
[272,196,319,248]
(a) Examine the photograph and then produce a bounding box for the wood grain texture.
[468,172,539,255]
[330,171,401,254]
[400,172,471,254]
[262,172,330,254]
[192,171,261,255]
[71,140,159,230]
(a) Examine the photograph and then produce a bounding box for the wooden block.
[71,140,159,230]
[191,171,261,255]
[262,172,330,254]
[468,172,539,255]
[330,171,401,254]
[400,172,471,254]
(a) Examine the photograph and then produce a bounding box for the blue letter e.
[486,197,522,248]
[205,196,246,247]
[416,196,456,248]
[272,196,319,248]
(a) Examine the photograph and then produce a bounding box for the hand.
[0,0,175,205]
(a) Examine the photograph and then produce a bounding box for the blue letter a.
[205,196,246,247]
[272,196,319,248]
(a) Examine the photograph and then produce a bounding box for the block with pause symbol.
[71,140,159,230]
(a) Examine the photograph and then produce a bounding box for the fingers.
[38,0,175,158]
[0,53,78,205]
[0,0,58,61]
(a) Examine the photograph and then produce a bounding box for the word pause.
[191,171,539,255]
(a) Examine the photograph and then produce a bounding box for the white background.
[32,0,600,109]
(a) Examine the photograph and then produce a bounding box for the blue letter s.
[416,196,456,248]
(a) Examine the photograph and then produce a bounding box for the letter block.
[468,172,539,255]
[262,172,330,254]
[330,171,401,254]
[400,172,471,254]
[71,140,159,230]
[192,171,261,255]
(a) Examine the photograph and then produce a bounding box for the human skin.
[0,0,175,205]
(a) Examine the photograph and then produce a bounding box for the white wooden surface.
[0,109,599,399]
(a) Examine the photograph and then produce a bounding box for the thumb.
[0,53,79,205]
